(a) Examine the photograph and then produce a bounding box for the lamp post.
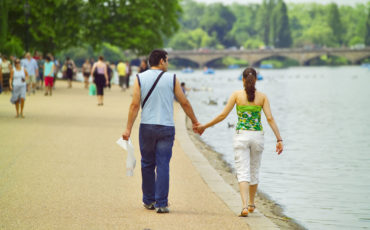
[24,0,30,52]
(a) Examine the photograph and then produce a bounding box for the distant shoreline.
[185,117,306,230]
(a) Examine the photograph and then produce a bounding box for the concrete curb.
[175,110,280,230]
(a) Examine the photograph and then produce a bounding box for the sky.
[194,0,369,6]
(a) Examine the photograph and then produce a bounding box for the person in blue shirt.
[122,49,201,213]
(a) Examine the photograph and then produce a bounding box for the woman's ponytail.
[242,67,257,102]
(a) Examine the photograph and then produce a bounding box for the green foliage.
[2,36,24,57]
[366,7,370,46]
[1,0,181,56]
[168,28,220,50]
[261,58,299,68]
[228,4,260,46]
[273,0,292,47]
[243,39,264,49]
[170,0,368,50]
[57,43,128,66]
[327,3,343,45]
[308,55,349,65]
[179,0,205,30]
[200,3,236,47]
[222,57,248,66]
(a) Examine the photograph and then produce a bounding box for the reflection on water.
[181,66,370,230]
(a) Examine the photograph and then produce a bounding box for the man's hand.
[192,122,204,135]
[196,124,206,135]
[122,129,131,141]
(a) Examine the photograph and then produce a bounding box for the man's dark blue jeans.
[139,124,175,208]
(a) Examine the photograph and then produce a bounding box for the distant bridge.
[167,48,370,67]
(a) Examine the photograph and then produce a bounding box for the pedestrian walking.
[0,55,12,93]
[36,54,45,90]
[126,61,132,88]
[196,67,284,217]
[9,59,29,118]
[82,59,92,89]
[65,57,76,88]
[106,61,113,89]
[122,49,201,213]
[21,52,38,95]
[117,60,127,90]
[44,56,55,96]
[90,56,109,106]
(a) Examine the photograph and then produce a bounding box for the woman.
[197,67,283,217]
[90,56,109,106]
[82,59,91,89]
[65,57,75,88]
[1,55,12,93]
[9,59,29,118]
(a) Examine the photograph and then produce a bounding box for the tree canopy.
[166,0,369,50]
[0,0,181,56]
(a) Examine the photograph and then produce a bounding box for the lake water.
[178,66,370,230]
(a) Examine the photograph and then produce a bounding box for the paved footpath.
[0,81,274,230]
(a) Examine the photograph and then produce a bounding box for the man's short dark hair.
[149,49,168,67]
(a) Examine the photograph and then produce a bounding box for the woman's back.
[235,90,264,107]
[235,90,265,131]
[95,61,106,75]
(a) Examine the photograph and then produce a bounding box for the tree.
[2,0,181,56]
[273,0,292,48]
[84,0,181,55]
[256,0,276,46]
[366,7,370,46]
[229,4,260,47]
[168,28,219,50]
[328,3,343,46]
[179,0,206,30]
[200,3,236,47]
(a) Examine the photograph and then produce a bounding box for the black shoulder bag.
[141,71,165,108]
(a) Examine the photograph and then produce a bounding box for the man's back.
[138,69,175,126]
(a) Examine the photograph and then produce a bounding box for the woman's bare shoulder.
[256,91,267,98]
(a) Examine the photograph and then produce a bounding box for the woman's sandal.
[248,204,256,213]
[239,207,248,217]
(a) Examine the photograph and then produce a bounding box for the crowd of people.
[0,51,142,117]
[2,48,284,219]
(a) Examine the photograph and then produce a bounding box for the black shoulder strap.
[142,71,165,108]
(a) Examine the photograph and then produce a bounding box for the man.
[122,49,201,213]
[117,60,127,90]
[125,61,132,89]
[21,52,38,95]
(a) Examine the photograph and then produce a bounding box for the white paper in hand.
[116,137,136,176]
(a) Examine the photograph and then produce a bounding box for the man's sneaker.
[156,207,169,213]
[143,202,155,210]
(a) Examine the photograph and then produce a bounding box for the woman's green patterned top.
[236,105,263,131]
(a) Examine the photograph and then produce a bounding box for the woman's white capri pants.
[233,130,264,185]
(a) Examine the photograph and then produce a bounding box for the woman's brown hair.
[242,67,257,102]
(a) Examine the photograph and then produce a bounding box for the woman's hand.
[276,141,283,155]
[196,125,206,135]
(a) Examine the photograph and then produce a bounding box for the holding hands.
[192,122,205,135]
